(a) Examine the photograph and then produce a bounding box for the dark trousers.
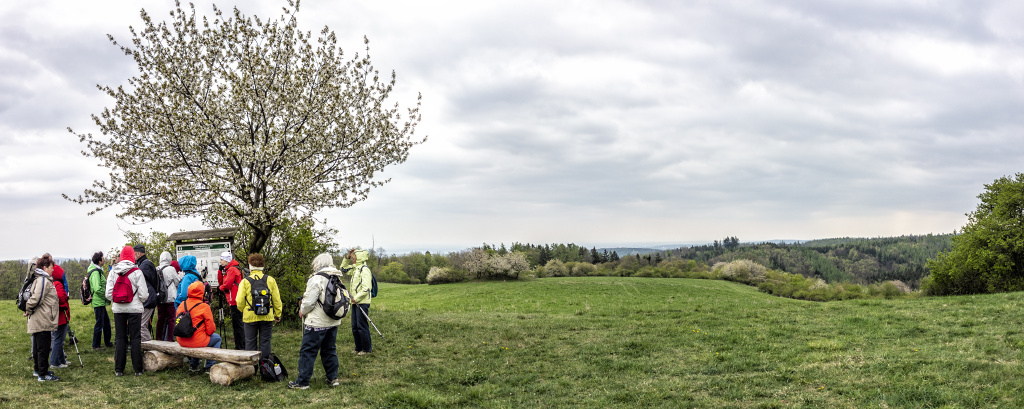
[351,304,372,353]
[154,303,176,341]
[244,321,274,359]
[93,306,112,348]
[231,306,245,350]
[32,331,52,376]
[113,312,143,374]
[295,326,338,386]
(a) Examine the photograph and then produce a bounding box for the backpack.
[259,353,288,382]
[81,267,99,305]
[361,265,378,298]
[315,273,350,319]
[16,272,38,312]
[141,260,162,308]
[246,274,271,316]
[112,267,140,303]
[173,301,205,338]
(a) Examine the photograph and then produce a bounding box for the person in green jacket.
[344,249,373,355]
[88,251,113,350]
[235,253,282,360]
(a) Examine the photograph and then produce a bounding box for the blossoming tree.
[65,1,423,253]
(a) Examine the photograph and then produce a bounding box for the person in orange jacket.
[175,281,221,372]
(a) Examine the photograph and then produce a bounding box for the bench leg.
[210,362,256,386]
[144,350,184,372]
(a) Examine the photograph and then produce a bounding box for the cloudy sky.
[2,0,1023,259]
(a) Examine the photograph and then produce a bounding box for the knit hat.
[119,245,135,262]
[170,260,181,272]
[220,251,232,262]
[133,244,146,255]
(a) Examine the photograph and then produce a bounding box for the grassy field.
[2,277,1024,408]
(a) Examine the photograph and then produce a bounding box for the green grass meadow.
[2,277,1024,408]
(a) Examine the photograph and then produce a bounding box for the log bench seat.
[141,340,261,386]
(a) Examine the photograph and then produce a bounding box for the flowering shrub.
[426,267,467,285]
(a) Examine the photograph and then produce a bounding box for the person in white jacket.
[288,253,348,389]
[155,251,180,341]
[105,245,149,377]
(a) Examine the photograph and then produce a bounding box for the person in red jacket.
[217,252,245,350]
[49,261,71,368]
[176,281,221,372]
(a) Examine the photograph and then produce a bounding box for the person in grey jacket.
[288,253,348,389]
[155,251,179,341]
[26,256,60,382]
[105,245,150,376]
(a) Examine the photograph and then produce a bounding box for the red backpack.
[112,267,139,303]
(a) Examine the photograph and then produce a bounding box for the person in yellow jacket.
[234,253,282,359]
[343,249,373,355]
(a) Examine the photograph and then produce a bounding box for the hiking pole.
[68,328,84,368]
[357,307,385,341]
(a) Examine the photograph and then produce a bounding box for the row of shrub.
[713,259,914,301]
[422,251,914,301]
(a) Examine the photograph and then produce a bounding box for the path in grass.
[2,277,1023,408]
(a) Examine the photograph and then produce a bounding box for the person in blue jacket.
[174,256,203,310]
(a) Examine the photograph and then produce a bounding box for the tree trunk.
[143,350,184,372]
[247,223,274,255]
[209,362,256,386]
[141,340,260,365]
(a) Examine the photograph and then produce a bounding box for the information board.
[175,241,231,286]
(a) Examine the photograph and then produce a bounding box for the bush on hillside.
[426,267,467,285]
[544,260,568,277]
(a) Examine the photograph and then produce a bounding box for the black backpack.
[173,301,205,338]
[141,259,162,309]
[81,266,100,305]
[315,273,349,319]
[16,272,38,312]
[247,274,271,316]
[259,353,288,382]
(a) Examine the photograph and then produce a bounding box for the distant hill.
[663,234,953,288]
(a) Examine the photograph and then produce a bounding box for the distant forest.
[0,234,952,299]
[667,235,952,287]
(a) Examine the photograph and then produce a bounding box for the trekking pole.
[358,307,385,341]
[68,328,84,368]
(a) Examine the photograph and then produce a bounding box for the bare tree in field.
[66,1,423,253]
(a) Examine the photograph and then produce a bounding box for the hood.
[225,259,240,270]
[159,251,173,267]
[179,255,197,273]
[119,245,135,263]
[51,265,64,281]
[111,259,136,276]
[312,253,340,273]
[354,249,369,266]
[170,260,181,272]
[187,280,206,300]
[34,268,52,278]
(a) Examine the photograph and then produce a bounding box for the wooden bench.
[141,340,261,386]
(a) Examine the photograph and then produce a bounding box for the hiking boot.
[328,378,340,387]
[189,365,201,374]
[356,351,370,356]
[115,371,124,377]
[135,372,144,376]
[38,373,59,382]
[54,363,69,369]
[287,381,309,390]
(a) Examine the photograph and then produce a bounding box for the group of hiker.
[22,245,375,389]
